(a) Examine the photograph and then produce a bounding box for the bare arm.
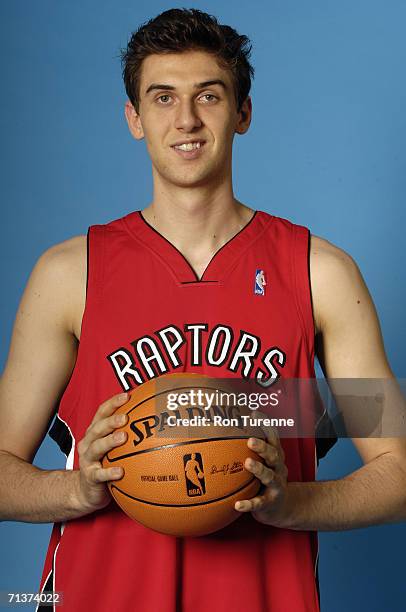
[0,238,127,523]
[282,236,406,530]
[237,236,406,529]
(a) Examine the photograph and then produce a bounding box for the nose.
[174,98,202,132]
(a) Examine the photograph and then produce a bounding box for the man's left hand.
[234,418,289,526]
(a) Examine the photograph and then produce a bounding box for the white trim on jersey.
[314,396,327,432]
[54,415,76,605]
[57,414,76,536]
[35,569,52,612]
[60,415,76,469]
[51,541,61,612]
[36,415,76,611]
[34,536,61,612]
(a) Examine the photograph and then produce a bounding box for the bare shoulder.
[35,234,87,292]
[0,235,88,460]
[309,234,356,269]
[40,234,87,266]
[31,235,87,339]
[309,234,368,335]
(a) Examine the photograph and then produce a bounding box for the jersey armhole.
[291,224,316,368]
[48,225,105,436]
[291,225,339,460]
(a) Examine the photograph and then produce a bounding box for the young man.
[0,8,405,612]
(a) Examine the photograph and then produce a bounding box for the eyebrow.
[145,79,228,95]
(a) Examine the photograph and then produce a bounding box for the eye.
[156,94,172,104]
[200,94,218,103]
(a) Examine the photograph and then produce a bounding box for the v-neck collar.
[122,209,272,285]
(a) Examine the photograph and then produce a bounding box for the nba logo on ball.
[254,269,266,296]
[183,452,206,497]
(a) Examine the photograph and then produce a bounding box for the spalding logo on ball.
[102,372,265,537]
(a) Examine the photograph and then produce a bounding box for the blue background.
[1,1,405,610]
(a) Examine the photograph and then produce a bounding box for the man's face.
[125,50,251,189]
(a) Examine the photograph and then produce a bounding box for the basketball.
[102,373,265,537]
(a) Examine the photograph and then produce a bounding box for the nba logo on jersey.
[254,269,266,296]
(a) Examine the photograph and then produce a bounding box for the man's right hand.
[75,392,130,513]
[0,240,134,523]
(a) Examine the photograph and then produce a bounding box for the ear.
[124,100,144,141]
[235,96,252,135]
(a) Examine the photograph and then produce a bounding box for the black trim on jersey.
[180,280,219,285]
[138,210,257,282]
[198,210,258,279]
[228,331,262,378]
[49,415,73,457]
[107,347,144,390]
[205,324,234,367]
[308,228,338,462]
[184,323,208,366]
[315,555,321,610]
[37,571,54,611]
[139,211,201,281]
[111,477,256,507]
[315,410,338,462]
[132,334,169,380]
[307,230,316,337]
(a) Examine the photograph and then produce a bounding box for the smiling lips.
[173,141,203,151]
[171,140,206,159]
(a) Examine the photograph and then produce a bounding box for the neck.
[141,181,254,279]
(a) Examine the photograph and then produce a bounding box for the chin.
[164,171,214,188]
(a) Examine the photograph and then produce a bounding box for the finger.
[234,495,265,513]
[275,461,288,481]
[88,464,125,484]
[84,430,128,463]
[85,412,129,446]
[251,410,280,448]
[248,436,280,468]
[245,457,276,486]
[90,393,129,427]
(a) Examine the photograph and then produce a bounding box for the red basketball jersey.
[38,210,320,612]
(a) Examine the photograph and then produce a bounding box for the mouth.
[170,140,206,159]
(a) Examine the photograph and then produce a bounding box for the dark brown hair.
[121,8,254,112]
